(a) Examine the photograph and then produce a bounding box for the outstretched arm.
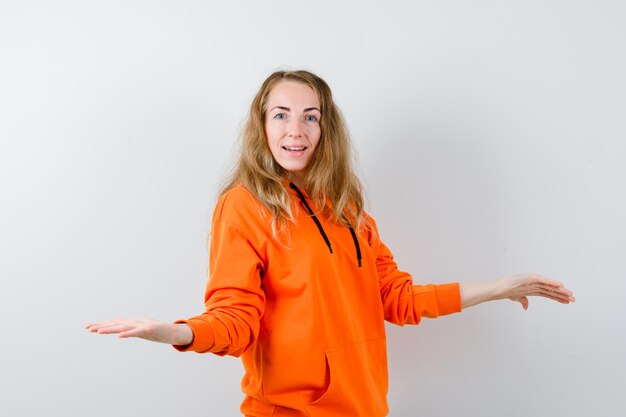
[85,318,193,346]
[86,191,267,355]
[460,273,575,310]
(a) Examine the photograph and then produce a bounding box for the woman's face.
[264,80,321,183]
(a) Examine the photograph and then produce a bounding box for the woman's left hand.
[496,273,576,310]
[460,273,575,310]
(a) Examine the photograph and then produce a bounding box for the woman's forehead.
[267,80,320,108]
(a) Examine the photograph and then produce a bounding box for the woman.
[86,70,575,416]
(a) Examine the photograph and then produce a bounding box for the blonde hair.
[221,70,365,233]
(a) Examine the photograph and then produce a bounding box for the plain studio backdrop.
[1,1,624,416]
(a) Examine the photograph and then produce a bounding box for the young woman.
[86,70,575,417]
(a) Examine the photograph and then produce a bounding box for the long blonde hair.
[221,70,365,233]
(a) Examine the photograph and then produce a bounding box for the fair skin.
[85,81,576,344]
[85,274,575,345]
[264,80,321,187]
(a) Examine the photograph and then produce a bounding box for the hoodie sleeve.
[365,214,462,326]
[173,192,266,357]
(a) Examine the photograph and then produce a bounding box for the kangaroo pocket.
[304,338,389,417]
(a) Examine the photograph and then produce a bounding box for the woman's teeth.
[283,146,306,151]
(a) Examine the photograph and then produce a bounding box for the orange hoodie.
[175,183,462,416]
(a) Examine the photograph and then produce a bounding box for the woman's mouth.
[282,146,307,156]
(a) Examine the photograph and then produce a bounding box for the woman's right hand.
[85,318,193,346]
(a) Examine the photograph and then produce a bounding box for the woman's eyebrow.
[270,106,321,113]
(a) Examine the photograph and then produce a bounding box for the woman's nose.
[287,119,304,137]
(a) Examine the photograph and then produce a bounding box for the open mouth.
[282,146,307,151]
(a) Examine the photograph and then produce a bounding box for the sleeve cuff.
[434,282,463,316]
[171,317,216,353]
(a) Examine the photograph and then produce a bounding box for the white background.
[1,1,624,416]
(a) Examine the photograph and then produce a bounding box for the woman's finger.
[536,284,575,302]
[517,296,529,310]
[96,324,136,334]
[517,288,573,304]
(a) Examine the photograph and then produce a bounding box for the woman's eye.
[274,113,286,120]
[305,115,318,122]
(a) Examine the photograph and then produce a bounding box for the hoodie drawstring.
[289,183,333,254]
[348,226,363,268]
[289,182,362,268]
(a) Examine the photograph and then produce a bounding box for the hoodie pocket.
[304,338,389,417]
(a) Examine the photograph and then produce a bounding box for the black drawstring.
[348,226,362,267]
[289,182,362,268]
[289,183,333,254]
